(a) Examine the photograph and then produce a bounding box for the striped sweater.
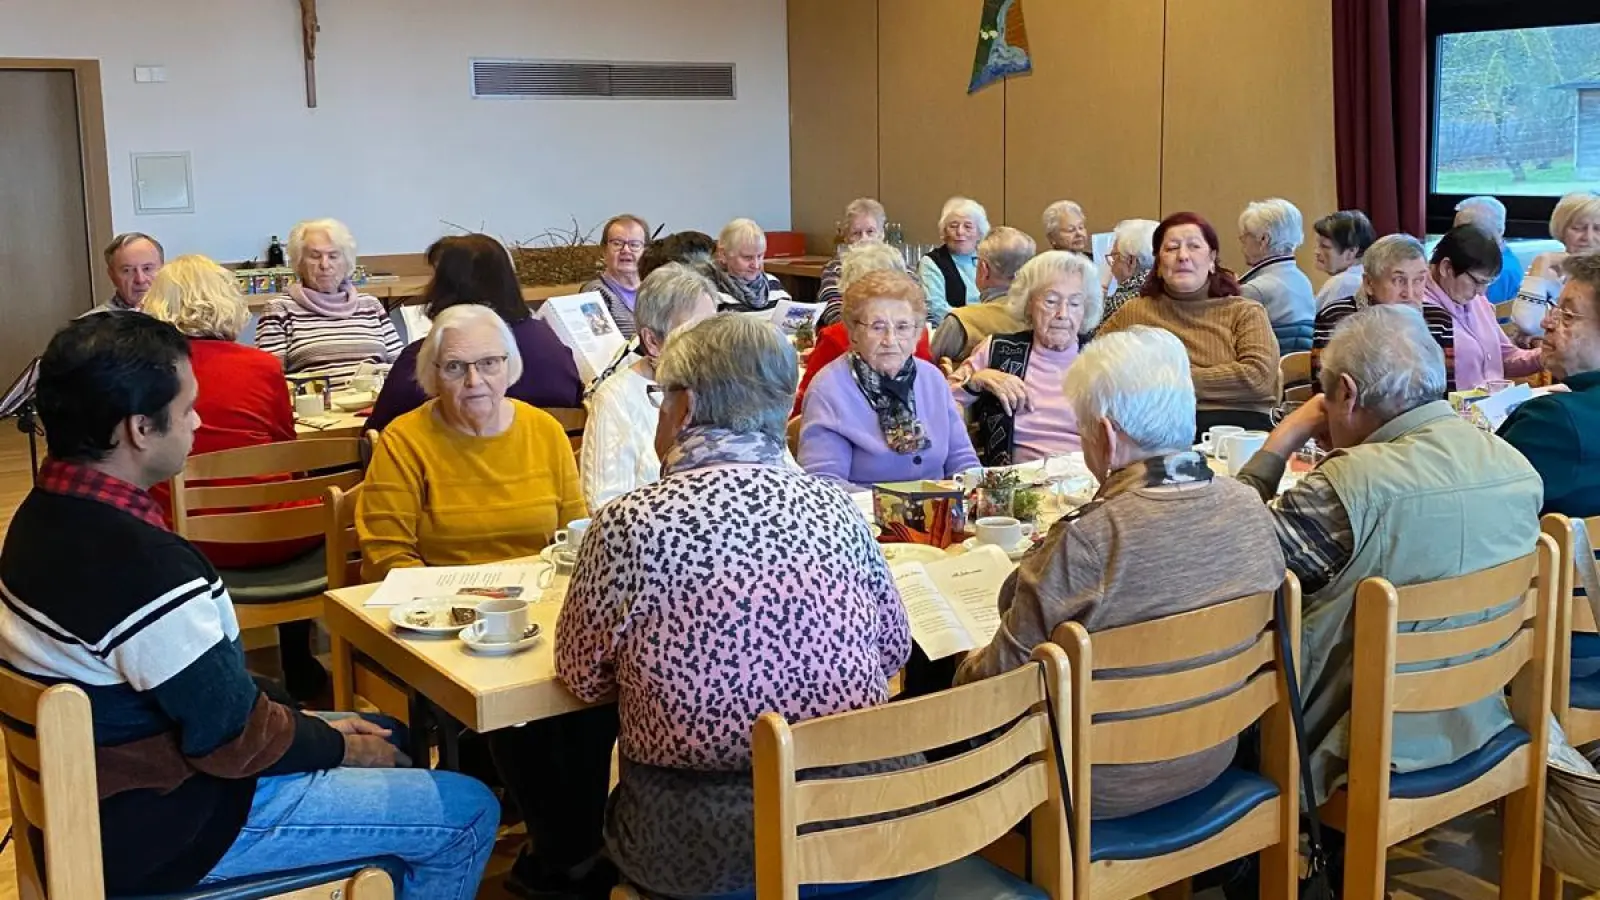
[255,295,403,388]
[0,464,344,893]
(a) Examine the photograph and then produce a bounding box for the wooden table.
[246,279,584,313]
[765,255,831,303]
[294,410,368,438]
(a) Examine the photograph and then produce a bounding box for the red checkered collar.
[36,459,169,531]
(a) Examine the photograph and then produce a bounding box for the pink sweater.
[954,336,1082,461]
[1423,279,1541,389]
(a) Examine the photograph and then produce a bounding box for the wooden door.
[0,69,92,375]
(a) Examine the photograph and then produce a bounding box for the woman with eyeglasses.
[798,269,977,486]
[358,303,585,580]
[366,233,582,432]
[1422,224,1542,390]
[948,251,1102,466]
[582,214,652,339]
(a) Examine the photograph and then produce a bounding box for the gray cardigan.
[1240,257,1316,327]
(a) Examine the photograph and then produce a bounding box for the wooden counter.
[245,279,585,313]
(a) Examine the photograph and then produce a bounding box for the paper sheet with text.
[891,544,1015,659]
[364,563,550,607]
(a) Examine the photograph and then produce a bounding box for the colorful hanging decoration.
[969,0,1032,94]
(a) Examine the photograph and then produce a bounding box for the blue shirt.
[1486,242,1525,306]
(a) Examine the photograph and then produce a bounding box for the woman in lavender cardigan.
[798,269,978,486]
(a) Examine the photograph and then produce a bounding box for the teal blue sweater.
[1498,370,1600,517]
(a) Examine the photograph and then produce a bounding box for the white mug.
[1216,430,1270,476]
[293,393,324,417]
[974,516,1034,550]
[475,597,530,644]
[552,518,591,550]
[350,374,376,393]
[1200,425,1244,450]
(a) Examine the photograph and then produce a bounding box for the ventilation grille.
[471,59,735,99]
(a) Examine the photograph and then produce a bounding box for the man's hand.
[341,733,398,768]
[967,370,1033,415]
[1264,395,1330,459]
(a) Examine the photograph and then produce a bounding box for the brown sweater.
[957,457,1285,818]
[1098,291,1281,413]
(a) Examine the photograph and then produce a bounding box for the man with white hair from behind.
[1454,195,1523,305]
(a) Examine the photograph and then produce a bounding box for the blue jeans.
[199,765,498,900]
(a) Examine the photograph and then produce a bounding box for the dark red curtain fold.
[1333,0,1428,237]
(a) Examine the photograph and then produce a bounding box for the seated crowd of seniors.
[10,181,1600,900]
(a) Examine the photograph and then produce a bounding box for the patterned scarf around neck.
[287,279,361,318]
[848,352,931,455]
[1064,450,1214,525]
[661,425,787,477]
[712,263,774,311]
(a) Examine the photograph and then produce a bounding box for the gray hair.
[104,232,165,264]
[1043,200,1085,239]
[938,196,991,238]
[843,197,887,231]
[977,226,1037,282]
[1566,252,1600,311]
[1361,233,1428,281]
[1111,219,1159,269]
[1063,326,1195,455]
[1239,198,1305,255]
[289,218,358,281]
[1318,305,1444,420]
[1007,250,1105,331]
[655,314,797,443]
[415,304,523,397]
[635,263,716,341]
[838,241,907,295]
[1454,196,1507,238]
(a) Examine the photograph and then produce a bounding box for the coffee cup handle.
[1019,523,1035,539]
[1201,429,1213,446]
[552,530,569,546]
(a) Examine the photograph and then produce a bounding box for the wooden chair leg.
[1501,784,1545,900]
[1338,805,1389,900]
[331,633,355,711]
[1152,878,1193,900]
[1539,866,1564,900]
[1259,829,1298,900]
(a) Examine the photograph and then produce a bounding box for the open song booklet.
[363,563,550,608]
[891,544,1016,660]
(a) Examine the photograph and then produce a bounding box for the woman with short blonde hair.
[1514,190,1600,336]
[142,254,251,340]
[710,218,787,313]
[818,197,889,326]
[918,196,990,324]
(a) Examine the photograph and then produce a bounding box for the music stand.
[0,358,43,482]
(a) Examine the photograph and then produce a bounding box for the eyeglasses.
[853,319,920,340]
[1034,295,1082,313]
[1462,271,1495,289]
[645,384,681,409]
[436,355,508,380]
[1548,307,1589,329]
[607,239,646,252]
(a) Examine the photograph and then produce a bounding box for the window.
[1427,0,1600,237]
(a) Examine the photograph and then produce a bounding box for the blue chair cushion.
[826,856,1046,899]
[1388,726,1530,800]
[1571,673,1600,711]
[218,546,327,604]
[119,857,405,900]
[1089,767,1279,863]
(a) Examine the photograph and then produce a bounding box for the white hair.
[1454,196,1507,238]
[1239,198,1305,255]
[717,218,767,254]
[1043,200,1085,238]
[1319,305,1444,420]
[655,313,797,443]
[1063,326,1196,455]
[977,226,1037,281]
[938,196,991,239]
[288,218,358,281]
[1111,219,1159,269]
[843,197,887,231]
[1007,250,1105,331]
[415,304,523,397]
[1551,191,1600,244]
[636,263,717,341]
[1361,234,1428,281]
[838,241,907,295]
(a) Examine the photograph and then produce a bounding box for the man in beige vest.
[931,225,1036,367]
[1236,304,1543,804]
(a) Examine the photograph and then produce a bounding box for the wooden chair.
[325,483,409,723]
[747,644,1071,899]
[169,437,364,633]
[1052,579,1301,900]
[1319,536,1557,900]
[544,405,588,455]
[786,416,802,457]
[0,666,397,899]
[1279,351,1312,403]
[1543,513,1600,746]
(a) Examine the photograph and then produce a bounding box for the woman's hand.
[967,370,1032,415]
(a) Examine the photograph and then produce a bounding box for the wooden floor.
[0,427,1589,898]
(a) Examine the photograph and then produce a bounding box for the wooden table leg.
[330,632,355,712]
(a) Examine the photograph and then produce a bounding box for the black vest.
[970,330,1032,467]
[925,245,969,316]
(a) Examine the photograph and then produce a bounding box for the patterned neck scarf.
[847,352,930,455]
[711,263,775,311]
[1062,451,1214,525]
[661,425,787,477]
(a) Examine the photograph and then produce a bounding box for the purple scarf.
[288,279,361,318]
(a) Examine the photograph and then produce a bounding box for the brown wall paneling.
[1158,0,1338,276]
[877,0,1005,246]
[787,0,881,254]
[1004,0,1165,249]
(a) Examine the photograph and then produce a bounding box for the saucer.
[539,544,579,567]
[1193,441,1215,456]
[459,621,542,655]
[389,598,476,635]
[962,536,1032,562]
[880,543,948,565]
[331,390,375,412]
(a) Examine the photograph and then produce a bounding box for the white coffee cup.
[552,518,591,550]
[350,374,376,393]
[974,516,1034,550]
[1200,425,1244,451]
[293,393,324,417]
[1216,430,1270,476]
[475,597,530,644]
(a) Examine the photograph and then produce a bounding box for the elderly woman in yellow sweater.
[358,303,585,580]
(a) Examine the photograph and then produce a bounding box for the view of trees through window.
[1435,23,1600,196]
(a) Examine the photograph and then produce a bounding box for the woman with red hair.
[1097,212,1280,434]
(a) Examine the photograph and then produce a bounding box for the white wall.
[0,0,791,261]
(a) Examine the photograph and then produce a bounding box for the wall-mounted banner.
[969,0,1032,94]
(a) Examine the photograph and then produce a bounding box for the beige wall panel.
[1005,0,1164,247]
[877,0,1006,245]
[1160,0,1338,276]
[788,0,881,253]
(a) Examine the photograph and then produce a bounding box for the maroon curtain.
[1333,0,1428,237]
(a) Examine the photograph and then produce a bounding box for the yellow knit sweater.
[1097,291,1281,413]
[358,399,586,581]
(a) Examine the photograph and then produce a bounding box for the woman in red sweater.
[143,255,326,697]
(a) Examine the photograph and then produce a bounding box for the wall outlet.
[134,66,167,83]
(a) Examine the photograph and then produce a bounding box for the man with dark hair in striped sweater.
[0,312,497,897]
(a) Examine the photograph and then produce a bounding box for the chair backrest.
[325,483,365,590]
[752,644,1070,900]
[0,667,106,900]
[1544,513,1600,634]
[170,438,363,545]
[1051,577,1300,885]
[1280,350,1312,401]
[543,406,587,455]
[786,416,802,457]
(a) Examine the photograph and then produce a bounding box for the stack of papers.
[364,563,550,608]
